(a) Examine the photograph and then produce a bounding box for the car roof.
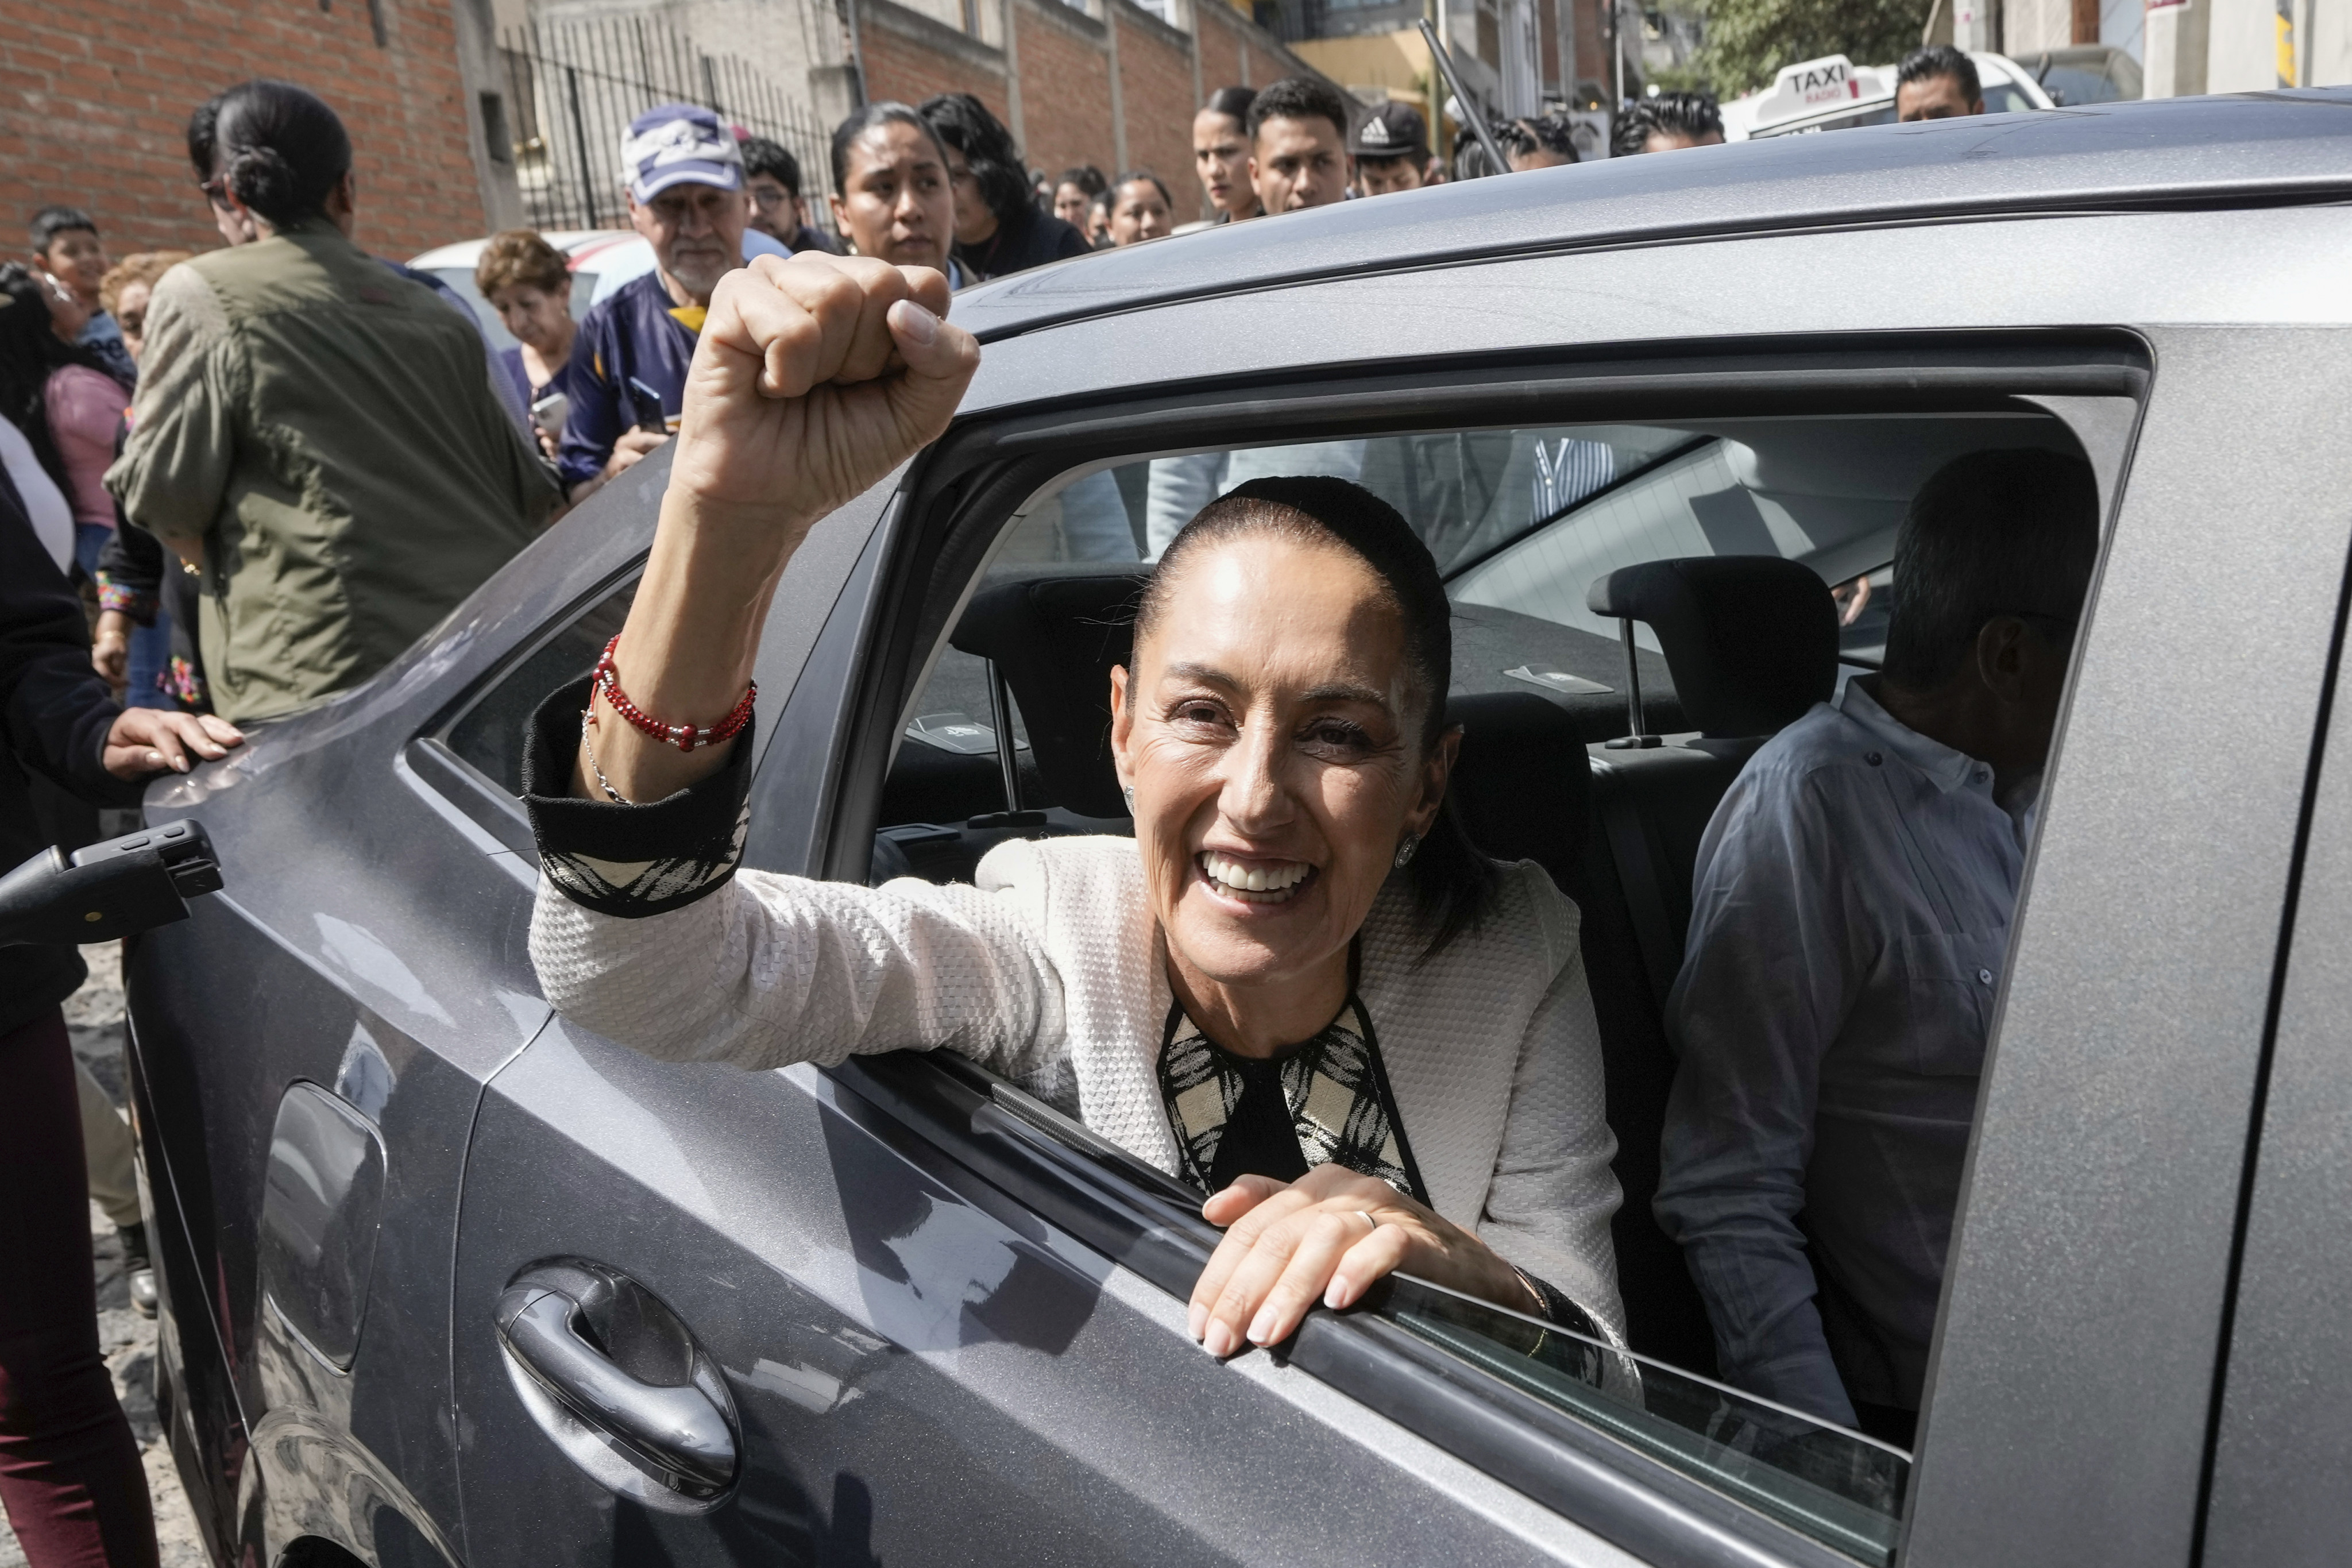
[948,90,2352,345]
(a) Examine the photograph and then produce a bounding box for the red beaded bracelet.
[586,635,756,752]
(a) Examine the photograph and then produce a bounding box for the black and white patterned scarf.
[1157,997,1430,1203]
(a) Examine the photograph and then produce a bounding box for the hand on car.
[606,427,670,474]
[102,708,244,781]
[91,609,133,688]
[1188,1165,1541,1358]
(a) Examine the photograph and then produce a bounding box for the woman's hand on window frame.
[1187,1164,1540,1358]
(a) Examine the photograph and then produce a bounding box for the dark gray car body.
[122,89,2352,1567]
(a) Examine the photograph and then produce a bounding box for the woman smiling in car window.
[520,254,1625,1357]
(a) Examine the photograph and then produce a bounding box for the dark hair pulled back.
[829,102,948,196]
[203,80,353,229]
[1201,86,1258,124]
[1136,476,1500,956]
[920,93,1033,226]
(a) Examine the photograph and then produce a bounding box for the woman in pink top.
[0,261,133,577]
[47,359,129,553]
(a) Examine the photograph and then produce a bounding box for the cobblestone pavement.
[0,945,209,1567]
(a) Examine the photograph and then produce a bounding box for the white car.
[408,226,793,350]
[1721,51,2055,140]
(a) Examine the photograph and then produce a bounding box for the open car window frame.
[801,334,2151,1567]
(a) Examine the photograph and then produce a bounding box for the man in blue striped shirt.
[1656,447,2099,1450]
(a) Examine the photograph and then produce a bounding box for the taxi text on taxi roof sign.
[1751,54,1886,127]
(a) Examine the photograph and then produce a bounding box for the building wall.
[1115,2,1200,186]
[1195,0,1246,86]
[1289,28,1432,98]
[863,0,1014,113]
[2005,0,2076,52]
[2204,0,2285,87]
[1014,1,1119,174]
[1,0,496,259]
[853,0,1327,217]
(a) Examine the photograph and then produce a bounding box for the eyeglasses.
[748,186,793,210]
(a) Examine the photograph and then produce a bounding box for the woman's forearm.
[573,489,816,804]
[558,255,975,806]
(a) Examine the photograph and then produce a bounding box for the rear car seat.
[1580,556,1839,1373]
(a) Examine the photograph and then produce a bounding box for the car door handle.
[495,1283,736,1499]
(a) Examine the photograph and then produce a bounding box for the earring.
[1393,833,1420,870]
[1122,784,1136,814]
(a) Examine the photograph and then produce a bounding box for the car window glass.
[965,1055,1910,1565]
[1384,1279,1909,1566]
[878,403,2109,1560]
[443,577,638,796]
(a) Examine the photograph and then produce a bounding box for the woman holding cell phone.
[476,230,581,461]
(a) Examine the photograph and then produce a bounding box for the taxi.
[1721,50,2054,138]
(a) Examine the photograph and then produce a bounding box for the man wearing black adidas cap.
[1350,101,1440,197]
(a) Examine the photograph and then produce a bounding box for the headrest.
[1585,557,1837,739]
[949,571,1147,820]
[1443,690,1592,897]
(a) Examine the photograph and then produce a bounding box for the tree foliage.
[1697,0,1933,97]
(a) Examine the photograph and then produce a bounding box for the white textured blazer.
[531,835,1627,1335]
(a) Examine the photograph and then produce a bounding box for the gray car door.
[441,481,1648,1564]
[442,418,1926,1567]
[127,470,672,1562]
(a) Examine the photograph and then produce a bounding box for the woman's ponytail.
[210,82,353,230]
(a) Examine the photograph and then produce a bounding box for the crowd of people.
[0,39,2013,1565]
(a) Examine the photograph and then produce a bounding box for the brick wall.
[1012,2,1117,177]
[847,0,1327,221]
[862,0,1013,115]
[1195,5,1244,91]
[1111,4,1193,186]
[0,0,490,262]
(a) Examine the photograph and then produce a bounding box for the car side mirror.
[0,818,224,947]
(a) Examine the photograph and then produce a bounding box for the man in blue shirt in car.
[560,104,754,504]
[1655,448,2099,1451]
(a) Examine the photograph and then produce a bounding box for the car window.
[1980,81,2040,114]
[1382,1280,1908,1565]
[443,577,638,796]
[878,401,2108,1562]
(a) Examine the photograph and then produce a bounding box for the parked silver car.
[125,88,2352,1567]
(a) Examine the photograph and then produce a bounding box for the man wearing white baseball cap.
[560,103,755,503]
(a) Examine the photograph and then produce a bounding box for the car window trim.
[801,333,2158,1552]
[832,1049,1864,1568]
[402,735,534,855]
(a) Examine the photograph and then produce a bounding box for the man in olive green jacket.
[108,215,559,723]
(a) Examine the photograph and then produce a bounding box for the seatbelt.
[1599,787,1684,1014]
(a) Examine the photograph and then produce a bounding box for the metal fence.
[500,15,837,233]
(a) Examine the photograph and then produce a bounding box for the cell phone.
[625,376,669,434]
[529,389,569,440]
